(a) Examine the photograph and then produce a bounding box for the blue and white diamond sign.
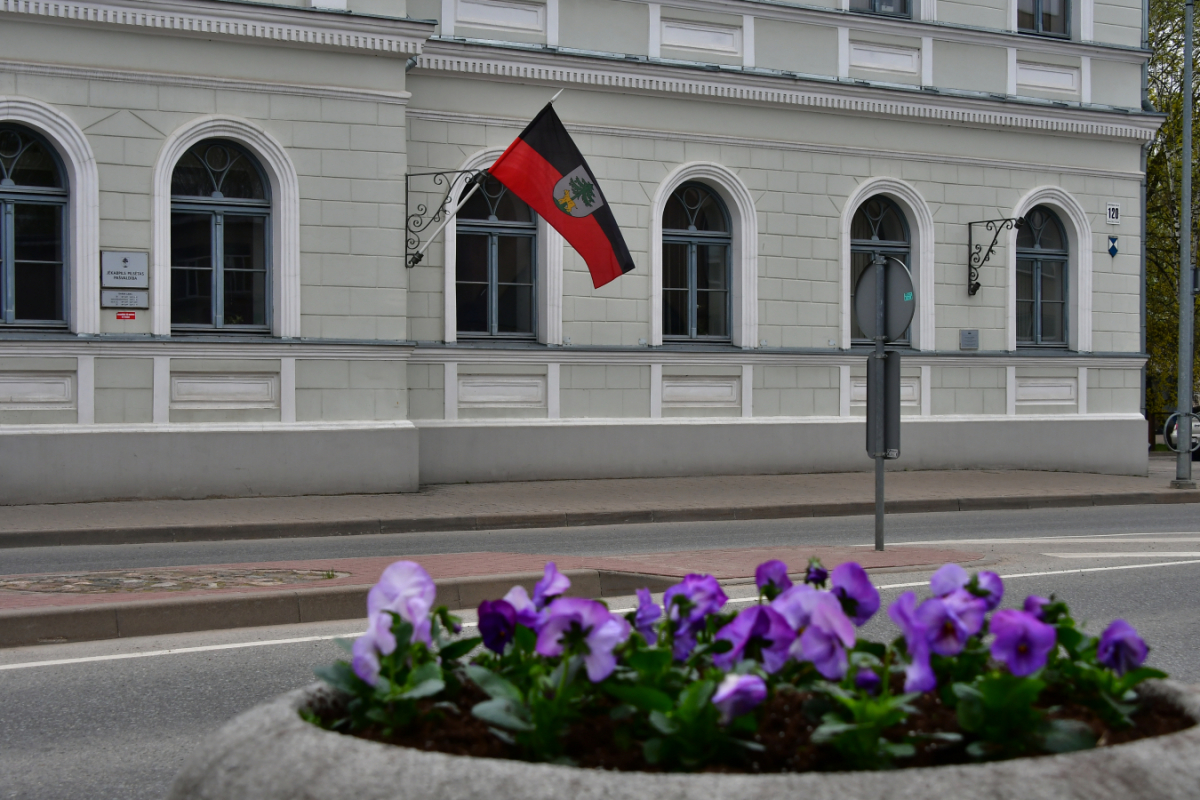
[1108,236,1118,257]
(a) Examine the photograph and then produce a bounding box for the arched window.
[170,140,271,331]
[0,124,68,326]
[1016,205,1068,346]
[662,183,731,341]
[456,175,537,338]
[850,196,910,344]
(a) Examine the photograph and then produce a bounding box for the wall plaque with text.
[101,290,149,309]
[101,251,149,289]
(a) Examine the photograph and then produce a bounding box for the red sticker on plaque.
[116,311,136,320]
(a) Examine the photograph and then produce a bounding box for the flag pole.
[550,88,565,103]
[412,177,483,262]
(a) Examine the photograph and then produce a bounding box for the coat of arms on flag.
[488,104,635,289]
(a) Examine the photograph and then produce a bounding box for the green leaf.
[1117,667,1168,693]
[1040,719,1097,753]
[605,683,675,713]
[314,662,363,694]
[811,720,855,744]
[643,737,664,764]
[334,637,355,654]
[677,679,715,722]
[399,678,445,699]
[885,742,917,759]
[514,624,537,653]
[439,637,483,662]
[471,698,534,731]
[648,710,679,735]
[465,665,523,703]
[628,649,672,675]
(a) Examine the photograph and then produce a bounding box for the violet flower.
[990,609,1057,676]
[1097,619,1148,676]
[1024,595,1052,621]
[366,560,437,646]
[855,668,882,695]
[532,562,571,609]
[974,571,1005,611]
[536,597,631,682]
[478,599,517,654]
[755,559,793,600]
[888,591,937,692]
[714,605,796,674]
[634,588,662,643]
[712,673,767,725]
[929,563,969,597]
[830,562,880,626]
[502,585,542,629]
[351,610,397,686]
[805,560,829,588]
[770,583,820,631]
[794,592,856,679]
[663,574,728,660]
[942,589,987,638]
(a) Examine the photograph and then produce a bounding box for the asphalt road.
[3,505,1200,800]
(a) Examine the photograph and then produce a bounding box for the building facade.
[0,0,1157,504]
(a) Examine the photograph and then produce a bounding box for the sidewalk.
[1,457,1194,548]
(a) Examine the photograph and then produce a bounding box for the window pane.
[14,262,63,321]
[4,132,62,188]
[497,236,533,285]
[664,185,728,233]
[849,0,873,10]
[1041,301,1064,343]
[459,176,532,223]
[850,251,872,340]
[456,233,489,283]
[223,269,267,326]
[223,215,267,271]
[875,0,906,14]
[697,290,728,337]
[696,244,728,291]
[456,282,488,333]
[223,215,267,326]
[171,151,213,197]
[497,284,534,334]
[851,197,908,244]
[12,203,64,321]
[14,204,62,263]
[172,142,265,200]
[1017,0,1036,29]
[1042,0,1066,34]
[1016,301,1035,341]
[663,289,689,337]
[171,212,213,326]
[1016,260,1035,303]
[1040,260,1064,303]
[663,243,689,289]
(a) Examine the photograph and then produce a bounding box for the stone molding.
[0,0,433,56]
[0,340,415,360]
[413,44,1161,142]
[0,96,100,335]
[150,116,301,339]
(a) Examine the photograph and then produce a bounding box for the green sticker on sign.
[904,291,913,301]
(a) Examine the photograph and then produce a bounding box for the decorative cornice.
[408,107,1144,180]
[0,0,434,56]
[0,59,411,105]
[414,41,1162,142]
[0,338,416,360]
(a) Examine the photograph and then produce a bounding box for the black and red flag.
[489,104,635,289]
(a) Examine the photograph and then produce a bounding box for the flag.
[489,104,635,289]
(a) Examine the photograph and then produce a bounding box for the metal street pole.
[1176,0,1197,489]
[874,254,887,551]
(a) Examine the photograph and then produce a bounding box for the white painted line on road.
[1044,553,1200,559]
[5,559,1200,672]
[854,532,1200,547]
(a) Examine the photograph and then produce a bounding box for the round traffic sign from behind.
[853,258,916,342]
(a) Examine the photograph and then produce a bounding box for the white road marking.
[855,531,1200,547]
[1044,552,1200,559]
[5,558,1200,673]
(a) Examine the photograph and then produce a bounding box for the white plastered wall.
[839,177,936,351]
[0,97,100,335]
[649,162,758,348]
[151,116,301,338]
[1007,186,1093,352]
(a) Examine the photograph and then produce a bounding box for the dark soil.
[306,682,1194,773]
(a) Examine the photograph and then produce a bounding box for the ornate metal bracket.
[405,169,487,268]
[967,217,1024,296]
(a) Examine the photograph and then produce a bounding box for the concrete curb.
[3,489,1199,549]
[0,569,680,649]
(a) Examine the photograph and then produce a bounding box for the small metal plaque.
[101,290,149,309]
[1106,203,1120,225]
[101,251,149,289]
[959,329,980,350]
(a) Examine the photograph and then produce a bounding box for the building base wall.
[415,415,1148,484]
[0,422,420,505]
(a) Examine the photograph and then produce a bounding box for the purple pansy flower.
[712,673,768,725]
[351,610,396,685]
[888,592,937,692]
[975,571,1005,611]
[1023,595,1052,621]
[770,583,820,631]
[532,562,571,609]
[755,560,793,599]
[855,668,882,695]
[366,560,437,646]
[990,609,1057,676]
[502,585,542,629]
[942,589,987,637]
[634,588,662,643]
[663,574,728,660]
[478,599,517,654]
[714,605,796,674]
[930,563,969,597]
[794,592,856,679]
[830,562,880,626]
[1097,619,1148,676]
[536,597,631,682]
[805,561,829,588]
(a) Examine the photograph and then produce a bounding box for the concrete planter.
[169,681,1200,800]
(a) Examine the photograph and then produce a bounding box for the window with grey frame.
[849,0,909,18]
[0,124,68,327]
[1018,0,1068,37]
[1016,205,1068,347]
[662,183,731,342]
[456,175,537,338]
[170,139,271,332]
[850,196,911,344]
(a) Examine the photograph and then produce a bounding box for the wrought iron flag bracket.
[966,217,1023,296]
[405,169,487,268]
